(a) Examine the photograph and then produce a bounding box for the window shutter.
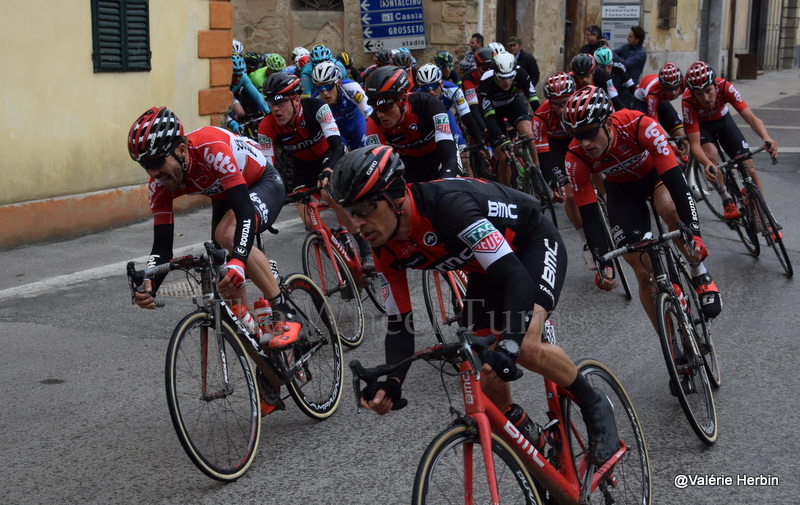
[92,0,151,72]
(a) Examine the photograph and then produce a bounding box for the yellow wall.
[0,1,209,206]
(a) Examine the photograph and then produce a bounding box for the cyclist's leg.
[290,158,324,228]
[716,114,765,193]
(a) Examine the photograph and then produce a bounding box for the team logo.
[354,92,365,103]
[365,134,381,145]
[434,114,451,135]
[423,232,438,246]
[409,123,418,131]
[456,97,466,106]
[316,104,334,124]
[299,120,307,128]
[458,220,505,253]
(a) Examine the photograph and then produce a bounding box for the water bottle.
[254,297,275,345]
[233,304,262,339]
[504,403,545,450]
[672,284,688,313]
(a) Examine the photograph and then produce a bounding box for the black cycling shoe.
[581,392,621,466]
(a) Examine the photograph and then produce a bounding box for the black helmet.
[391,51,413,70]
[263,72,302,101]
[330,145,406,206]
[570,53,596,76]
[374,49,393,66]
[475,47,496,70]
[365,66,410,106]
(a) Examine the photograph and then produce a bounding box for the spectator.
[579,25,606,55]
[613,26,646,84]
[506,35,540,86]
[459,33,484,71]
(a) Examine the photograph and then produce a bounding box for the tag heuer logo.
[459,220,504,253]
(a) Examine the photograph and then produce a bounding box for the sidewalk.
[730,68,800,110]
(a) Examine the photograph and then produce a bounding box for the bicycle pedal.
[268,322,302,349]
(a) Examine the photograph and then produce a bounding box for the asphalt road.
[1,101,798,503]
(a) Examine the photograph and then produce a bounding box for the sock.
[565,372,601,409]
[689,262,707,278]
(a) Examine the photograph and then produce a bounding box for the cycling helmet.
[685,61,716,90]
[263,72,302,101]
[374,49,393,66]
[128,107,185,163]
[365,66,410,105]
[264,53,286,72]
[433,50,454,70]
[416,63,443,86]
[312,60,341,85]
[475,46,497,70]
[243,52,264,71]
[232,39,244,55]
[295,54,311,70]
[562,86,612,131]
[330,145,406,206]
[570,53,596,76]
[337,51,352,67]
[231,54,247,76]
[658,63,683,88]
[488,42,505,54]
[291,46,310,63]
[494,51,517,78]
[543,71,577,99]
[310,45,332,64]
[593,47,613,66]
[391,51,413,70]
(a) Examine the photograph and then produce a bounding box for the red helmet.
[330,145,406,206]
[685,61,716,90]
[128,107,184,163]
[544,72,576,99]
[365,66,410,106]
[562,86,612,131]
[658,63,683,88]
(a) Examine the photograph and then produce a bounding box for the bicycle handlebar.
[285,186,321,205]
[600,228,684,263]
[713,143,777,171]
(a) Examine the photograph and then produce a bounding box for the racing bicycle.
[421,269,468,345]
[502,135,559,228]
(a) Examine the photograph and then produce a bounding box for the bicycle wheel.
[674,261,720,388]
[412,423,543,505]
[165,311,260,481]
[519,146,557,228]
[748,186,793,277]
[302,232,365,348]
[727,177,760,256]
[655,291,717,445]
[597,195,632,301]
[421,270,466,345]
[561,359,652,505]
[281,274,344,420]
[693,160,726,220]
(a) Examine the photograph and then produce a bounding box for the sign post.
[601,0,641,50]
[360,0,427,53]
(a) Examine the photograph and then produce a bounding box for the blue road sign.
[360,0,426,52]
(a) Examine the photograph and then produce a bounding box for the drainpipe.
[477,0,484,37]
[727,0,736,79]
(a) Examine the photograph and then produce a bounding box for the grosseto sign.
[360,0,427,52]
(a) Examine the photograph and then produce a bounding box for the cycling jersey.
[532,99,571,152]
[681,77,749,135]
[364,92,459,182]
[478,68,539,142]
[632,74,684,134]
[311,79,372,149]
[231,73,270,115]
[439,81,483,145]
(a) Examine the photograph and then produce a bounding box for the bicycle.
[704,145,791,277]
[126,241,344,481]
[421,269,468,345]
[585,185,633,301]
[600,219,719,445]
[502,135,559,228]
[350,327,651,504]
[287,186,387,348]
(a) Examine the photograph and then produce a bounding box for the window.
[91,0,151,72]
[657,0,678,29]
[292,0,344,11]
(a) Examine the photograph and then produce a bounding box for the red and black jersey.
[365,93,452,157]
[533,99,570,153]
[257,98,341,166]
[461,68,483,106]
[681,78,749,135]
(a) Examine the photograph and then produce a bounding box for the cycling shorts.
[631,99,683,135]
[604,169,662,247]
[489,95,532,139]
[699,113,749,158]
[211,165,285,236]
[290,156,326,191]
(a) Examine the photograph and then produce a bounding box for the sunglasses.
[316,83,337,93]
[267,97,291,106]
[374,101,396,112]
[571,124,604,141]
[497,73,516,81]
[346,199,379,218]
[420,82,440,92]
[140,156,168,171]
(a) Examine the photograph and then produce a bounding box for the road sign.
[360,0,426,53]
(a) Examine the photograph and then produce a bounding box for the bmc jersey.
[461,68,483,106]
[257,98,340,166]
[365,92,453,158]
[373,178,550,315]
[149,127,266,226]
[565,109,676,206]
[681,78,748,135]
[533,99,571,153]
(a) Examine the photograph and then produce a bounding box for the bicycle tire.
[421,270,467,345]
[561,359,652,505]
[726,176,760,256]
[165,311,260,481]
[655,291,718,445]
[412,423,543,505]
[281,273,345,420]
[674,260,720,388]
[693,160,726,221]
[597,195,632,301]
[519,146,558,228]
[302,232,365,348]
[748,186,793,277]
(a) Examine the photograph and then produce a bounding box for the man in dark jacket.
[507,35,540,86]
[613,26,646,84]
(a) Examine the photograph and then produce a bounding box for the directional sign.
[360,0,426,53]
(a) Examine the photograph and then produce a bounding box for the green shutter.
[92,0,150,72]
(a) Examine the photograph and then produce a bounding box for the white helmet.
[232,39,244,55]
[292,46,310,64]
[494,51,517,78]
[312,61,341,85]
[416,63,443,86]
[488,42,505,54]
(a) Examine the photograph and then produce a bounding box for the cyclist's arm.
[315,103,345,171]
[478,82,505,145]
[515,68,540,112]
[426,99,459,178]
[239,74,270,114]
[342,81,374,118]
[738,107,778,156]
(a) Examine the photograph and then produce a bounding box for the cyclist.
[363,66,460,182]
[534,71,579,226]
[299,45,348,97]
[226,54,270,134]
[359,49,393,87]
[570,53,626,111]
[243,52,264,76]
[633,63,690,157]
[257,72,374,269]
[127,107,289,317]
[249,53,287,93]
[330,145,621,466]
[284,46,309,75]
[433,50,461,86]
[681,61,779,220]
[336,51,360,81]
[232,39,244,56]
[461,46,496,126]
[562,86,722,323]
[594,47,636,109]
[311,61,373,150]
[478,51,542,188]
[391,50,417,89]
[416,63,484,176]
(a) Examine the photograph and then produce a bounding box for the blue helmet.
[310,45,333,65]
[231,54,246,76]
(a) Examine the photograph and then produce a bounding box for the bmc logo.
[488,200,518,218]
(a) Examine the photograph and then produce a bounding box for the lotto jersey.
[681,78,749,134]
[149,127,267,226]
[533,99,571,153]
